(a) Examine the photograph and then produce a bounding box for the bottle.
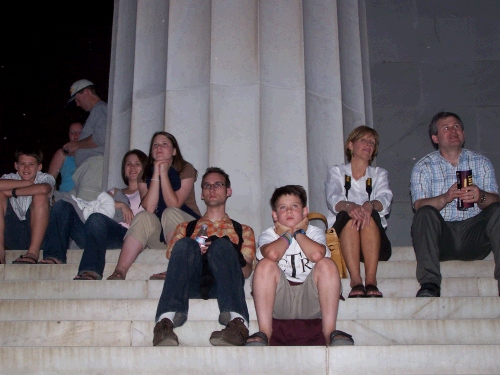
[195,224,209,246]
[456,169,473,211]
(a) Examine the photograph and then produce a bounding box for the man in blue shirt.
[410,112,500,297]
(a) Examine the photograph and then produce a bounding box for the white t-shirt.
[257,224,327,283]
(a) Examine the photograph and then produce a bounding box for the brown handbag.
[307,212,348,278]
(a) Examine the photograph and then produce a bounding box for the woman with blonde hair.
[325,126,392,298]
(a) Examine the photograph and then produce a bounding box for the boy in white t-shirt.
[0,144,55,264]
[245,185,353,346]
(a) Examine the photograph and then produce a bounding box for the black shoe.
[152,318,178,346]
[416,282,440,297]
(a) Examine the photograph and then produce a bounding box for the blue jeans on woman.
[155,237,249,326]
[43,200,126,276]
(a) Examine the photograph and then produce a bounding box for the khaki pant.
[273,268,321,319]
[71,155,104,202]
[126,208,196,250]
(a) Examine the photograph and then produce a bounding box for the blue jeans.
[78,212,127,276]
[42,201,86,262]
[155,237,249,325]
[4,201,32,250]
[43,200,126,276]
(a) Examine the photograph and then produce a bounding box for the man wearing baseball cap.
[63,79,107,201]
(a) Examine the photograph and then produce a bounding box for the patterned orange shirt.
[167,214,256,263]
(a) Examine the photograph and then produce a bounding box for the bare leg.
[339,222,363,287]
[248,258,281,343]
[360,217,381,286]
[313,258,341,345]
[0,193,7,264]
[25,194,50,260]
[111,235,144,278]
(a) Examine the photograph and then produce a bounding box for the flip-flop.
[244,331,269,346]
[329,330,354,346]
[365,284,383,298]
[39,258,64,265]
[12,254,38,264]
[149,271,167,280]
[348,284,366,298]
[107,271,125,280]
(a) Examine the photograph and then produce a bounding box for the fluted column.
[105,0,368,235]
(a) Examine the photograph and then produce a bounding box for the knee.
[170,237,198,260]
[161,207,184,233]
[253,258,279,278]
[314,257,339,277]
[486,202,500,215]
[413,205,440,223]
[85,213,107,232]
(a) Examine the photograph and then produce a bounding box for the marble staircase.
[0,247,498,374]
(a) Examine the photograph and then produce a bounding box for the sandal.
[365,284,383,298]
[244,331,269,346]
[39,257,63,265]
[149,271,167,280]
[12,254,38,264]
[107,271,125,280]
[74,271,102,280]
[329,330,354,346]
[348,284,366,298]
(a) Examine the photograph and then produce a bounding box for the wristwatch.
[11,188,18,199]
[293,229,306,239]
[480,190,486,203]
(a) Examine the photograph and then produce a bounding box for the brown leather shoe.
[152,318,178,346]
[209,317,249,346]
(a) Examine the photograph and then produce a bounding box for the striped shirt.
[410,149,498,221]
[1,172,55,220]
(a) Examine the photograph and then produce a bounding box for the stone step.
[1,259,496,281]
[0,276,497,300]
[5,247,494,264]
[0,318,498,347]
[1,297,499,322]
[5,248,167,265]
[0,345,498,375]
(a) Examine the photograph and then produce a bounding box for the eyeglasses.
[202,182,225,190]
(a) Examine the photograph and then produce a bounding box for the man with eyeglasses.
[410,111,500,297]
[62,79,107,201]
[152,167,256,346]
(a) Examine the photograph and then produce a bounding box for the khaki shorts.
[273,268,321,320]
[125,208,196,250]
[71,155,104,202]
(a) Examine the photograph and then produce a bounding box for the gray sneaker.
[152,318,178,346]
[209,317,249,346]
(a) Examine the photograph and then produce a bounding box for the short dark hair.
[202,167,231,188]
[121,149,148,185]
[428,111,464,138]
[270,185,307,210]
[15,144,43,164]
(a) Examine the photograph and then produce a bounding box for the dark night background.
[0,1,114,175]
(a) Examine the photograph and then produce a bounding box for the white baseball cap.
[68,79,94,103]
